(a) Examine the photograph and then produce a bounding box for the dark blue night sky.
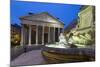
[11,0,81,27]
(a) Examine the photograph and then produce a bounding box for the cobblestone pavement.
[11,50,46,66]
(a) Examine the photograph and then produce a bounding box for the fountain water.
[45,33,70,48]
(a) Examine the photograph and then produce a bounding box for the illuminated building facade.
[11,24,21,46]
[20,12,64,46]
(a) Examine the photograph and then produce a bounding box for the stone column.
[28,25,31,46]
[53,27,55,42]
[36,25,38,45]
[20,25,24,46]
[58,28,60,42]
[48,27,50,43]
[42,26,44,45]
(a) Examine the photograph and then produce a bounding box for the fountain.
[45,33,70,48]
[68,32,93,48]
[42,33,95,63]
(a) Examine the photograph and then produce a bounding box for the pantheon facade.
[20,12,64,46]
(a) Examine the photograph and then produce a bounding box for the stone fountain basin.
[42,45,95,56]
[41,45,95,63]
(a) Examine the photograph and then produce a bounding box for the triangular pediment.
[20,12,64,25]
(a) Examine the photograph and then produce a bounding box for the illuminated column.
[28,25,31,46]
[53,27,55,42]
[48,27,50,43]
[36,25,38,45]
[42,26,44,45]
[20,25,24,46]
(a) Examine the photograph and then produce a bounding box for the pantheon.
[20,12,64,46]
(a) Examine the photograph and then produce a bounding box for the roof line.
[20,12,65,25]
[22,18,64,25]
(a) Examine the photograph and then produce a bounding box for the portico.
[20,12,64,46]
